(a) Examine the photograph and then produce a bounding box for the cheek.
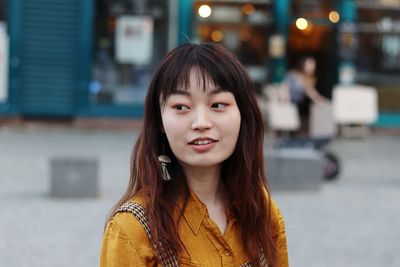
[231,108,241,132]
[223,110,241,142]
[232,116,241,143]
[228,117,241,158]
[161,113,186,141]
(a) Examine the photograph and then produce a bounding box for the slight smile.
[188,137,218,152]
[188,137,218,145]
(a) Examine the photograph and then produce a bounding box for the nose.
[191,107,212,131]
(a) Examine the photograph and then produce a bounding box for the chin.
[181,157,227,169]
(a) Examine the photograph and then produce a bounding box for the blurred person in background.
[100,42,288,267]
[281,56,329,135]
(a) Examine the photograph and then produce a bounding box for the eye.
[211,103,227,110]
[173,104,190,112]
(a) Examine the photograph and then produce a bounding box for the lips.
[188,137,218,145]
[188,137,218,153]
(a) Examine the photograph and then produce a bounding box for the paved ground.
[0,125,399,267]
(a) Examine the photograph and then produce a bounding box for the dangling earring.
[158,155,172,181]
[159,136,172,181]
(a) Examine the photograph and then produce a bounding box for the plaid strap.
[116,202,266,267]
[240,246,267,267]
[116,202,180,267]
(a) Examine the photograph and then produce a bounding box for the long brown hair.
[108,42,276,266]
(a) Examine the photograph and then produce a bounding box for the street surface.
[0,125,399,267]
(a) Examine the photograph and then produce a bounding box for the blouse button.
[224,250,231,256]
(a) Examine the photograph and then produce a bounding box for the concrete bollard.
[265,148,324,191]
[50,158,98,198]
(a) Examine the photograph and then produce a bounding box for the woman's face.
[160,69,241,173]
[303,57,316,75]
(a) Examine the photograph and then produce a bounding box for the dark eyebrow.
[172,89,190,96]
[172,87,225,96]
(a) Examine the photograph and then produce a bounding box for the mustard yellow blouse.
[100,191,288,266]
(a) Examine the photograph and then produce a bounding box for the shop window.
[0,0,9,103]
[90,0,168,106]
[356,2,400,111]
[193,1,274,91]
[0,0,6,21]
[356,3,400,78]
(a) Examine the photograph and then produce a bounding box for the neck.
[183,165,224,204]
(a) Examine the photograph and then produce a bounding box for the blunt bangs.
[156,43,248,107]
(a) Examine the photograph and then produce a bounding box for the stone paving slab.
[0,126,399,267]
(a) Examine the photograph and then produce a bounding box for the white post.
[168,0,178,52]
[0,22,8,102]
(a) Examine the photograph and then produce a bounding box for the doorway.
[287,0,338,98]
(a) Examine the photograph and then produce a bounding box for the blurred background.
[0,0,399,266]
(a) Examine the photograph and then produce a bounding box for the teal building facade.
[0,0,399,127]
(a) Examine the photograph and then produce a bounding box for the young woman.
[283,56,327,106]
[100,42,288,267]
[281,56,328,135]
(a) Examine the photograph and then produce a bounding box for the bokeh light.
[242,4,255,15]
[211,30,223,42]
[329,11,340,23]
[198,5,212,18]
[296,17,309,30]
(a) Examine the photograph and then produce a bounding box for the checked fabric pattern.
[116,202,267,267]
[116,202,179,267]
[240,247,267,267]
